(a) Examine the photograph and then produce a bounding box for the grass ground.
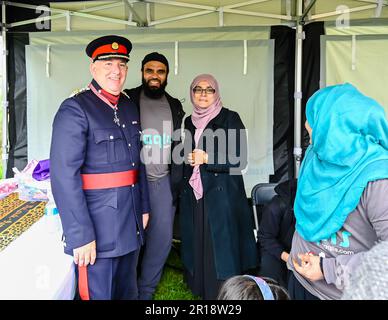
[154,240,200,300]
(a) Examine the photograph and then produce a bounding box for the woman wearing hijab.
[288,83,388,300]
[179,74,258,300]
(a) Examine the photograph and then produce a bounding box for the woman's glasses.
[193,86,216,95]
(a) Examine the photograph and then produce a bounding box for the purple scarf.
[189,74,223,200]
[32,159,50,181]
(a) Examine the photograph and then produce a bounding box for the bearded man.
[125,52,184,300]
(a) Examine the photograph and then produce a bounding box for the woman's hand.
[188,149,208,166]
[281,251,289,262]
[292,253,323,282]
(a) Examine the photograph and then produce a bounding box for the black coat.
[258,179,297,260]
[124,86,185,204]
[179,107,258,279]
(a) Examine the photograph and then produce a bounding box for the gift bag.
[13,159,51,202]
[0,178,18,200]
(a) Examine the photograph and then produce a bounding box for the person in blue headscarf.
[287,83,388,300]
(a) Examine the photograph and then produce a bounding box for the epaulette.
[121,90,130,99]
[69,87,90,98]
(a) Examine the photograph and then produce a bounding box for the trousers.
[138,174,175,300]
[76,249,139,300]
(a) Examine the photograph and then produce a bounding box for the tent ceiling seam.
[174,41,178,75]
[243,39,248,75]
[46,44,50,78]
[352,34,357,70]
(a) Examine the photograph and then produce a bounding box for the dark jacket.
[179,107,258,280]
[51,81,150,258]
[258,179,297,260]
[124,86,185,204]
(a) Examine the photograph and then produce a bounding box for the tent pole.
[294,0,304,178]
[294,0,317,178]
[1,1,8,178]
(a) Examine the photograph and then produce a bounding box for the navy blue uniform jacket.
[50,81,150,258]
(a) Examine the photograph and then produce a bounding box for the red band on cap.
[92,43,128,59]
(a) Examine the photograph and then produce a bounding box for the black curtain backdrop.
[301,21,325,154]
[269,26,296,183]
[268,22,324,183]
[6,34,29,177]
[2,1,53,177]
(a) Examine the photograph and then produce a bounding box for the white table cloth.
[0,215,76,299]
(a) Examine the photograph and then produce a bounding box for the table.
[0,194,76,300]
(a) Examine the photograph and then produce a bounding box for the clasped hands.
[187,149,208,166]
[292,252,324,282]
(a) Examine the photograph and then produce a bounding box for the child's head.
[217,275,290,300]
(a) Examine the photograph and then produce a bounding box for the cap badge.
[111,42,119,50]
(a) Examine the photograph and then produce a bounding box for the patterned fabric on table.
[0,193,45,252]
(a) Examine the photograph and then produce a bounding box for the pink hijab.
[189,74,223,200]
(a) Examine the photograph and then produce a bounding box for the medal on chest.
[113,107,120,126]
[89,83,122,126]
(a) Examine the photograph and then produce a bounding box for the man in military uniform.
[50,35,150,300]
[125,52,184,300]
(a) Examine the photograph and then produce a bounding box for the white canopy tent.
[2,0,388,180]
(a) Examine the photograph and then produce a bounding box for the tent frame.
[1,0,387,178]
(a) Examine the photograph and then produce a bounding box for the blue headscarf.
[295,83,388,242]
